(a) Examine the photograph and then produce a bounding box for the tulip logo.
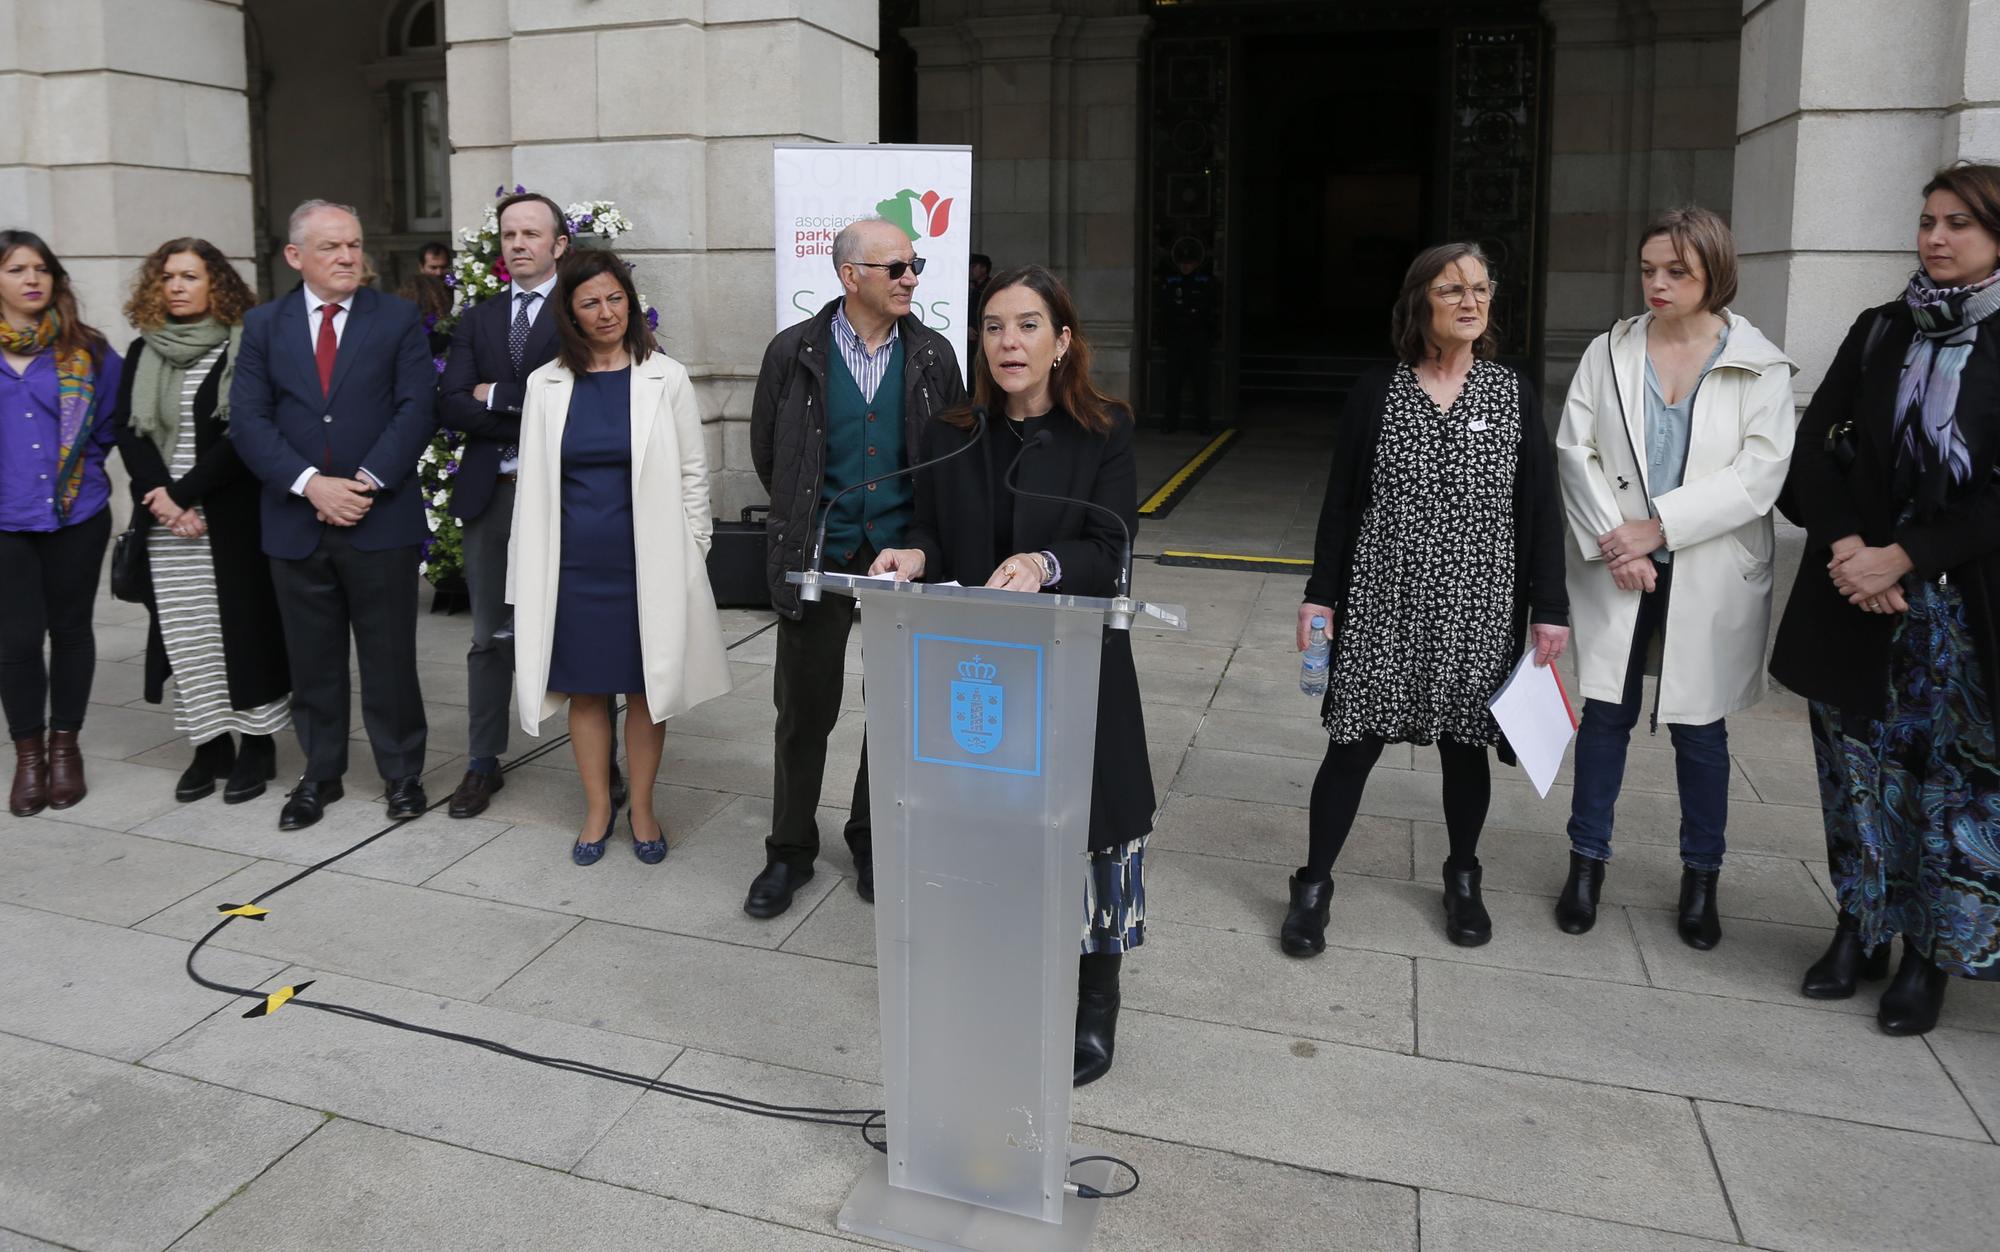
[876,188,954,240]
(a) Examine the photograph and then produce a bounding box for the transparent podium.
[789,570,1186,1252]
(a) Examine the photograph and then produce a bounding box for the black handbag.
[705,505,771,609]
[109,518,151,604]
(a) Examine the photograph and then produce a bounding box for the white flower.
[418,561,429,575]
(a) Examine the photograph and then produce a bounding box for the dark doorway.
[1236,29,1441,357]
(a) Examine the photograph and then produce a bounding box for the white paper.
[1488,652,1579,798]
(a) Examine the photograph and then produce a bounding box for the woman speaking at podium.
[869,264,1150,1088]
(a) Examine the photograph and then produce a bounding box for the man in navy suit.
[230,199,439,830]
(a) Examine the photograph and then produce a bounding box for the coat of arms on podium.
[949,656,1004,754]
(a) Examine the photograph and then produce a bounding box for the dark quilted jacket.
[751,298,968,618]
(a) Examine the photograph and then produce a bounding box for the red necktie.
[315,303,339,394]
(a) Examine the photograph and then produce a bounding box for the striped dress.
[148,345,290,744]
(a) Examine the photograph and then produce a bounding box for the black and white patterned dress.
[1324,361,1521,747]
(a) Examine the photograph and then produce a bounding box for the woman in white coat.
[1554,207,1796,949]
[510,250,732,866]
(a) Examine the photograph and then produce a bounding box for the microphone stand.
[800,407,987,602]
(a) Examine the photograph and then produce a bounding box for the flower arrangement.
[419,187,658,587]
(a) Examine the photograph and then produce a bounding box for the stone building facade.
[2,0,1996,519]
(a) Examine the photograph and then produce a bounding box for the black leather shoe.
[1801,912,1892,1000]
[1555,851,1606,935]
[1878,942,1950,1036]
[744,861,814,919]
[1280,873,1333,958]
[386,777,427,821]
[279,778,343,831]
[176,737,234,803]
[1073,989,1120,1087]
[223,735,276,805]
[1442,862,1492,947]
[447,768,504,818]
[855,856,874,904]
[1677,867,1723,950]
[610,761,628,810]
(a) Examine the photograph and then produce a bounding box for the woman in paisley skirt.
[1285,243,1570,956]
[1772,162,2000,1035]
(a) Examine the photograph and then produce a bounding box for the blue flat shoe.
[572,809,617,867]
[631,812,667,865]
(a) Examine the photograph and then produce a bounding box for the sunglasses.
[850,257,926,279]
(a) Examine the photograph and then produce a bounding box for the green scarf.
[131,318,240,466]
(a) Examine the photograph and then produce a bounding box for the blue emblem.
[949,655,1005,755]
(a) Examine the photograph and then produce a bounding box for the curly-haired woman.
[110,238,291,804]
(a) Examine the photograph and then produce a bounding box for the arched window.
[386,0,448,232]
[394,0,441,55]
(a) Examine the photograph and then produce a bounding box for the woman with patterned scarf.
[1773,162,2000,1036]
[1,230,125,816]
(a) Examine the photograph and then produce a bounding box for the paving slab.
[1150,792,1414,879]
[1406,736,1762,800]
[1129,637,1237,678]
[425,795,841,952]
[777,873,881,966]
[137,860,578,1000]
[1416,959,1985,1139]
[1193,705,1343,761]
[148,968,682,1169]
[485,920,882,1083]
[28,757,189,833]
[662,693,792,745]
[129,794,512,887]
[86,657,148,707]
[168,1116,861,1252]
[1417,1192,1743,1251]
[0,1032,322,1252]
[0,817,250,926]
[1174,746,1320,809]
[0,1228,66,1251]
[0,904,285,1061]
[1071,1011,1735,1239]
[1700,1101,2000,1252]
[70,701,184,762]
[1138,698,1204,746]
[1411,824,1832,926]
[1928,1027,2000,1137]
[87,620,150,663]
[1736,752,1824,807]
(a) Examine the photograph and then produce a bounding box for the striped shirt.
[830,300,900,404]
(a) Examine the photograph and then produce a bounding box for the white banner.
[772,143,973,377]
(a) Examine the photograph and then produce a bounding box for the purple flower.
[422,536,436,557]
[444,461,459,477]
[432,355,448,375]
[578,214,593,227]
[514,184,526,194]
[494,184,505,197]
[444,272,459,288]
[645,306,660,331]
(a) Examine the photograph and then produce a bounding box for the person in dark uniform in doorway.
[1158,251,1219,434]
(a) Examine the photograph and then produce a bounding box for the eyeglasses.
[1431,281,1499,305]
[850,257,926,280]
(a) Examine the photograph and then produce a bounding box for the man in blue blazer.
[230,199,439,830]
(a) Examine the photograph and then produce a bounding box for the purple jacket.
[0,345,125,532]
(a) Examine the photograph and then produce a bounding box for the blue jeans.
[1566,562,1730,871]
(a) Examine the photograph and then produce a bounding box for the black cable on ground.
[181,612,1137,1195]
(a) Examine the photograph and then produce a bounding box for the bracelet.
[1655,515,1669,549]
[1037,550,1061,586]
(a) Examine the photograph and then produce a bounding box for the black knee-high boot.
[1074,952,1122,1087]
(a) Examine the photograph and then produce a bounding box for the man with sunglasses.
[747,216,968,918]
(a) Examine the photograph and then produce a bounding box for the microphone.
[1003,427,1135,601]
[806,407,989,591]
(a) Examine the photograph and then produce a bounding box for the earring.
[1054,355,1064,367]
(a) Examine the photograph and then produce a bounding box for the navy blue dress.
[547,367,645,695]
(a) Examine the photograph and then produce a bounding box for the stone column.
[1540,0,1739,396]
[1731,0,1965,399]
[0,0,255,338]
[442,0,880,516]
[1944,0,2000,163]
[906,2,1148,398]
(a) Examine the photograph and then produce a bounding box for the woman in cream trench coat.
[1554,209,1796,947]
[508,328,732,859]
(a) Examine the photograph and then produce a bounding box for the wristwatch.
[1035,550,1060,586]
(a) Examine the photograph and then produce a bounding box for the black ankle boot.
[223,734,277,804]
[1074,953,1122,1087]
[1554,852,1606,935]
[1677,867,1722,950]
[176,736,236,802]
[1442,861,1491,947]
[1801,912,1891,1000]
[1878,941,1950,1036]
[1281,873,1333,958]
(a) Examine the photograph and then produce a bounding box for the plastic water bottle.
[1300,616,1330,697]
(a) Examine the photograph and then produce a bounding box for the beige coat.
[508,351,733,732]
[1555,311,1796,725]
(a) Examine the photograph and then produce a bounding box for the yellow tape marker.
[217,903,269,920]
[1160,549,1312,566]
[1139,428,1237,516]
[243,980,314,1019]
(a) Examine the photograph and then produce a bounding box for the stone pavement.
[6,421,2000,1251]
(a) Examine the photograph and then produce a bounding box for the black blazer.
[227,286,438,560]
[111,338,290,710]
[1771,300,2000,718]
[437,285,561,521]
[904,406,1154,851]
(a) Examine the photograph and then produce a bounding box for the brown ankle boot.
[10,733,48,816]
[46,729,85,809]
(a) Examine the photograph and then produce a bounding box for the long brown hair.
[947,264,1119,434]
[0,230,106,357]
[1389,242,1500,365]
[123,237,259,331]
[552,248,655,373]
